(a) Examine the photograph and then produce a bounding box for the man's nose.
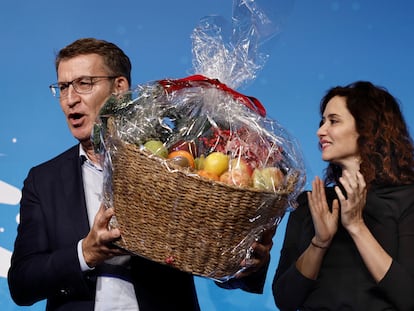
[66,84,81,106]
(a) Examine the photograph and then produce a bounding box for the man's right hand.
[82,204,128,267]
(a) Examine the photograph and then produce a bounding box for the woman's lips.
[320,140,331,150]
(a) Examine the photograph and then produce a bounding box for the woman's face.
[317,96,360,170]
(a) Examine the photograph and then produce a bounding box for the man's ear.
[113,76,130,93]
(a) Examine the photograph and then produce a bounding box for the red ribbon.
[158,74,266,117]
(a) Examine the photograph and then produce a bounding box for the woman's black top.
[273,184,414,311]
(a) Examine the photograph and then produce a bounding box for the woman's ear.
[113,76,129,93]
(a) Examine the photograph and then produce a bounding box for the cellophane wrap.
[94,0,305,281]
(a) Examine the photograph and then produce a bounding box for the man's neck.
[81,142,101,165]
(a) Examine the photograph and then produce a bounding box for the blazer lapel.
[61,145,90,238]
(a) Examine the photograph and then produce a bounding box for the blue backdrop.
[1,1,413,310]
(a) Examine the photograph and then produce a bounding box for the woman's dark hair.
[55,38,132,86]
[320,81,414,186]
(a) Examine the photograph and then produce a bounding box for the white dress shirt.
[78,147,139,310]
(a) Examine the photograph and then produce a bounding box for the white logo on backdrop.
[0,180,21,278]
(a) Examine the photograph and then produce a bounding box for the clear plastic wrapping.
[94,0,305,280]
[97,76,305,199]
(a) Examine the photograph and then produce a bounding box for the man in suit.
[7,38,274,311]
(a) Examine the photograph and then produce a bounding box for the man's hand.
[235,225,276,278]
[82,204,129,267]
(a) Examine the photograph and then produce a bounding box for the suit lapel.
[61,145,90,238]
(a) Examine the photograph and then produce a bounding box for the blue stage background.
[1,1,413,310]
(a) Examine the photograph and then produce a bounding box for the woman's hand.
[307,176,340,248]
[336,170,367,234]
[336,170,392,283]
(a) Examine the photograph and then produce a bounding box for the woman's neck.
[339,156,361,176]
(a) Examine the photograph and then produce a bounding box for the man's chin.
[71,130,93,146]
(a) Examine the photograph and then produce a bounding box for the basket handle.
[158,74,266,117]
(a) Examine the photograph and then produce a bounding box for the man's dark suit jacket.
[8,145,267,311]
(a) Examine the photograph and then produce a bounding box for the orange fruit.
[167,150,195,169]
[197,169,220,181]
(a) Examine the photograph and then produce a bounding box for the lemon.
[203,152,229,176]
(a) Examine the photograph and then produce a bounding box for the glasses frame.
[49,75,118,98]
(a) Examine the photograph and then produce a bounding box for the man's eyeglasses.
[49,76,117,98]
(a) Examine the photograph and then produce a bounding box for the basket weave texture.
[111,141,290,279]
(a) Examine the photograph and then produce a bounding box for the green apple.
[144,140,168,158]
[252,167,284,192]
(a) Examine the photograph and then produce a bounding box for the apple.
[220,169,252,187]
[252,167,284,192]
[228,157,253,176]
[169,140,198,158]
[203,152,229,176]
[144,140,168,158]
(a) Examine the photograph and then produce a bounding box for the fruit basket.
[94,1,306,280]
[109,140,291,279]
[95,75,305,280]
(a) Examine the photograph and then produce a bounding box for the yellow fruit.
[194,155,205,170]
[203,152,229,176]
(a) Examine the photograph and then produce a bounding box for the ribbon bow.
[158,74,266,117]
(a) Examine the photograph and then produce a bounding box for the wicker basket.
[110,141,292,279]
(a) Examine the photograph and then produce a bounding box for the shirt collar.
[79,145,103,171]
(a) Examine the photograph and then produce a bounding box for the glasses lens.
[72,77,94,94]
[49,76,114,98]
